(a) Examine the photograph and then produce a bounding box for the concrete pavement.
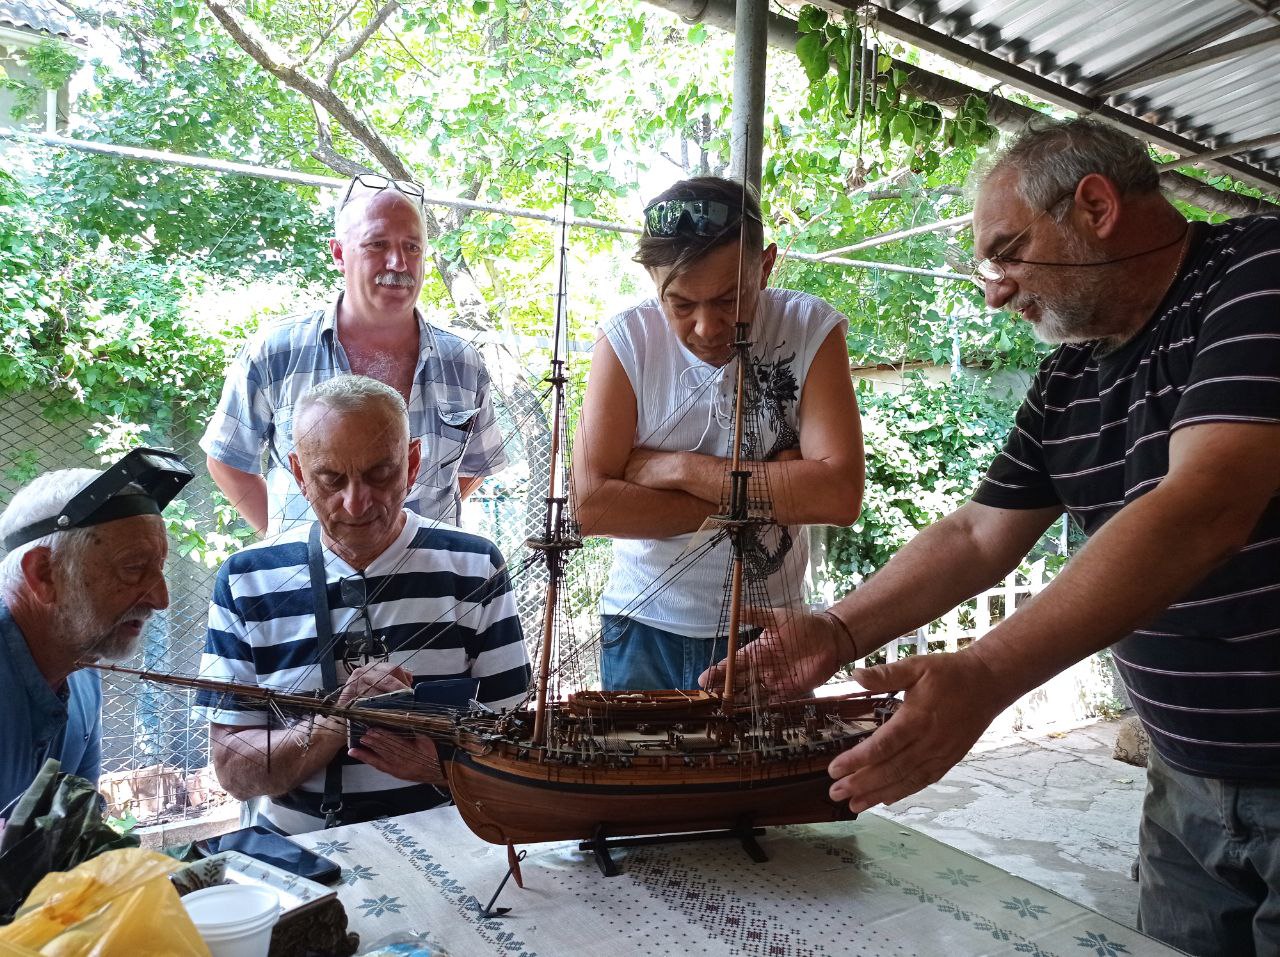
[874,717,1146,927]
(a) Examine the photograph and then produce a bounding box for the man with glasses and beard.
[0,451,189,815]
[706,118,1280,957]
[572,175,865,691]
[196,375,530,834]
[202,173,507,537]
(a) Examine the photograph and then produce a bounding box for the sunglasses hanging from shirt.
[337,571,391,670]
[2,447,194,553]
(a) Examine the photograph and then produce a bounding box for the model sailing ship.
[98,172,900,855]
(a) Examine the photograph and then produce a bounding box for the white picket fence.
[855,559,1050,667]
[842,558,1125,732]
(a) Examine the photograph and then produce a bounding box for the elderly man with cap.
[202,173,507,536]
[0,449,190,814]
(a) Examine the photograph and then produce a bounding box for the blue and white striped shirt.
[193,511,531,832]
[200,295,509,533]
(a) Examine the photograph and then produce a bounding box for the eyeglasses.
[337,173,426,217]
[970,191,1075,288]
[339,571,389,668]
[643,198,761,238]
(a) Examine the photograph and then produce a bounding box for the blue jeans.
[1137,747,1280,956]
[600,616,746,691]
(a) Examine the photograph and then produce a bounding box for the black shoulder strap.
[307,522,345,829]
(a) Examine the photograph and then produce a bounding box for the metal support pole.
[729,0,768,191]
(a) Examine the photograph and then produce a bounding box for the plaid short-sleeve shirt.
[201,295,509,533]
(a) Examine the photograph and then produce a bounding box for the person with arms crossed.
[196,375,530,834]
[707,118,1280,957]
[573,176,863,691]
[202,174,507,535]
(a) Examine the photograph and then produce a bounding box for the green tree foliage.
[776,5,1049,372]
[43,1,333,280]
[2,1,1058,582]
[0,168,231,428]
[823,375,1023,593]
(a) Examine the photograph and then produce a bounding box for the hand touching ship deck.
[699,606,1009,814]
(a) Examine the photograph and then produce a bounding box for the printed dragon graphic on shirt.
[738,349,799,579]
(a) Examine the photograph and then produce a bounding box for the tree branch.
[385,25,429,71]
[324,0,399,86]
[203,0,411,180]
[299,0,363,68]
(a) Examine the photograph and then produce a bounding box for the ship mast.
[530,157,581,746]
[719,142,755,713]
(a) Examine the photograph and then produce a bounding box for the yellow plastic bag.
[0,848,209,957]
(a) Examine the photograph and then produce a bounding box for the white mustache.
[375,272,415,287]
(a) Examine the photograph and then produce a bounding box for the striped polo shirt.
[200,294,509,533]
[974,215,1280,781]
[194,511,531,832]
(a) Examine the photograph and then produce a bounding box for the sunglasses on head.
[338,173,426,216]
[642,198,761,238]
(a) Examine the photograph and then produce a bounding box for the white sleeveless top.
[599,288,847,637]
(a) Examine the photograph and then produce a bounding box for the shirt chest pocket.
[268,405,298,468]
[420,405,481,489]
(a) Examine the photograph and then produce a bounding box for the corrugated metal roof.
[0,0,75,39]
[871,0,1280,195]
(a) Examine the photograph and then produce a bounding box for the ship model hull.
[447,691,898,845]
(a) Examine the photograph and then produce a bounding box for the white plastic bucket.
[181,884,281,957]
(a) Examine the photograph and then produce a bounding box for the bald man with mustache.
[202,173,508,538]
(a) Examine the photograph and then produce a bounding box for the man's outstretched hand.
[699,605,843,700]
[828,650,1012,812]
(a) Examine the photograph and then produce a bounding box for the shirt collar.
[317,509,419,580]
[322,293,436,364]
[0,600,70,720]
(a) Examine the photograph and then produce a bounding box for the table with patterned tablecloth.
[294,806,1184,957]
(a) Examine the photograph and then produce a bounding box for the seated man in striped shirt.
[707,118,1280,957]
[195,375,531,834]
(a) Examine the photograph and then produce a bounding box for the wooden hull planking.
[448,748,857,845]
[442,694,898,847]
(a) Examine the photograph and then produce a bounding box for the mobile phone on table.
[196,825,341,884]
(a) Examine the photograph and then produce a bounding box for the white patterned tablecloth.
[295,807,1184,957]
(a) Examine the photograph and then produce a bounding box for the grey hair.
[0,468,104,595]
[986,117,1160,221]
[295,374,408,439]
